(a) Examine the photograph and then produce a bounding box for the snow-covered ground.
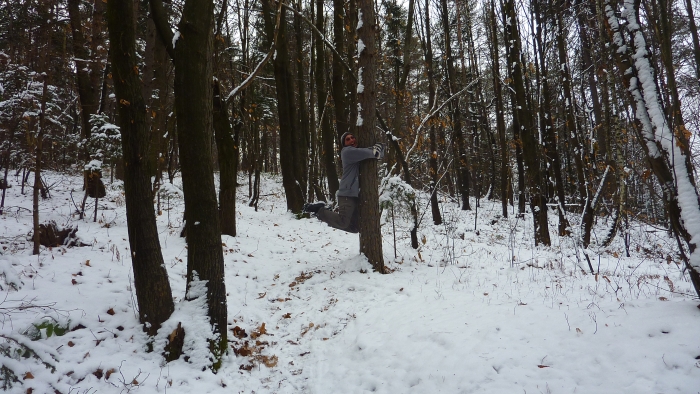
[1,172,698,393]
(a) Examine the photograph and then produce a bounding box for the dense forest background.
[1,0,700,369]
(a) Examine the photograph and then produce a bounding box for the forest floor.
[1,171,699,393]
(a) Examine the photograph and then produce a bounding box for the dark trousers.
[316,196,359,233]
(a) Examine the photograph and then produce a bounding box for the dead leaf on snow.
[251,323,267,339]
[232,326,248,339]
[258,355,278,368]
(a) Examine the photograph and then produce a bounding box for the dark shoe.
[303,202,325,214]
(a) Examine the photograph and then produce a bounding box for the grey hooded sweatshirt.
[337,146,378,197]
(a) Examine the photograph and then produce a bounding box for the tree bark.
[382,0,419,249]
[213,81,237,237]
[604,0,700,296]
[504,0,550,245]
[293,0,310,199]
[533,0,569,236]
[315,0,340,199]
[423,0,442,225]
[106,0,174,337]
[683,0,700,82]
[261,0,305,212]
[172,0,228,367]
[143,14,171,182]
[440,0,470,211]
[556,0,587,213]
[488,0,508,218]
[356,0,385,272]
[332,0,350,141]
[67,0,103,142]
[33,78,48,256]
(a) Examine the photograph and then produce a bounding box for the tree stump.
[85,170,106,198]
[38,221,83,247]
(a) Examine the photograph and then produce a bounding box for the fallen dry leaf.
[232,326,248,339]
[261,355,278,367]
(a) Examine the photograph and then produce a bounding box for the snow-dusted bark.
[605,0,700,278]
[355,0,384,272]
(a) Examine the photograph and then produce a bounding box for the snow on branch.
[605,0,700,269]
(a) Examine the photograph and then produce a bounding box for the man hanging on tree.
[303,132,385,233]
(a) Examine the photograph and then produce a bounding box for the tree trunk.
[33,78,48,256]
[144,15,170,182]
[653,0,686,145]
[173,0,228,368]
[106,0,175,337]
[356,0,385,272]
[684,0,700,82]
[293,0,309,199]
[423,0,442,225]
[533,0,569,236]
[504,0,550,245]
[488,0,508,218]
[383,0,419,249]
[440,0,470,211]
[556,0,587,213]
[332,0,350,142]
[261,0,305,212]
[315,0,340,199]
[67,0,102,142]
[604,0,700,296]
[213,81,237,237]
[390,0,416,150]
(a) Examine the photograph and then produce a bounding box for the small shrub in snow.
[379,175,416,221]
[22,317,69,340]
[0,258,23,291]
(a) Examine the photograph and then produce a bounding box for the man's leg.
[316,196,358,232]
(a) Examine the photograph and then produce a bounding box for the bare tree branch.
[226,0,284,103]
